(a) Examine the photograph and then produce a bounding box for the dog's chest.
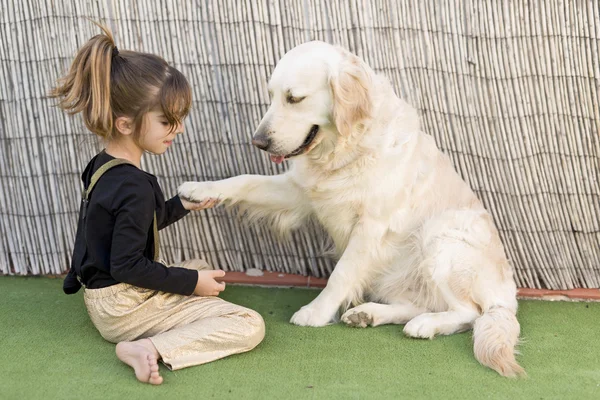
[315,200,358,248]
[306,174,366,249]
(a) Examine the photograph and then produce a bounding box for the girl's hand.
[193,270,226,296]
[180,197,220,211]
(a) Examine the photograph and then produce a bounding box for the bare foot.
[116,338,163,385]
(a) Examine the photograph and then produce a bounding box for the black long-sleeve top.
[72,150,197,295]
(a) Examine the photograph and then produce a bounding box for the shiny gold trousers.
[83,259,265,370]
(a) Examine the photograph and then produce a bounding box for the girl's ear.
[114,116,134,136]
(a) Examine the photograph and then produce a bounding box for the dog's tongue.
[270,155,285,164]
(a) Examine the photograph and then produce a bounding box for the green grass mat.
[1,277,598,399]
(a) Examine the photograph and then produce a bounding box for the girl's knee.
[244,310,266,349]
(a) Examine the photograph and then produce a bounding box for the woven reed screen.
[1,1,598,290]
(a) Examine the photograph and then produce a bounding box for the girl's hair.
[50,20,191,140]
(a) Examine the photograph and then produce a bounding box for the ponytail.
[50,21,117,139]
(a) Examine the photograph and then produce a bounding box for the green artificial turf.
[0,276,598,399]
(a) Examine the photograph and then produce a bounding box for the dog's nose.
[252,134,270,150]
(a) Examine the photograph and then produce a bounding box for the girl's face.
[139,110,184,155]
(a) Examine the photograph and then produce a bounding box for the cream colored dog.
[179,41,524,377]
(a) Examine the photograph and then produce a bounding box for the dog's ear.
[330,51,373,137]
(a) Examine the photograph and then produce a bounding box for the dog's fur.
[179,41,524,377]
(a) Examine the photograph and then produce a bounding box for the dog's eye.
[287,95,306,104]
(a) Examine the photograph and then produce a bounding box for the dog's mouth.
[269,125,319,164]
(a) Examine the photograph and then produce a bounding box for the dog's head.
[253,41,373,164]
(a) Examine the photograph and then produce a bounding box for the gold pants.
[83,259,265,370]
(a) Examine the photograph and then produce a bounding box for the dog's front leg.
[290,221,383,327]
[178,174,311,233]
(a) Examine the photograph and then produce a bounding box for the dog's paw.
[290,305,333,327]
[178,181,219,203]
[341,310,373,328]
[403,313,438,339]
[341,307,374,328]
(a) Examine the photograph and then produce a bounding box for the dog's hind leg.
[341,302,426,328]
[401,247,481,339]
[403,210,503,340]
[403,309,480,339]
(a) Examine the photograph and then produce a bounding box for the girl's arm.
[158,195,190,230]
[109,177,198,295]
[158,195,219,230]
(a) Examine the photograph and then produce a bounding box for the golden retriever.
[179,41,524,377]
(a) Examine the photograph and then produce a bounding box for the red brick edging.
[516,287,600,301]
[222,271,600,301]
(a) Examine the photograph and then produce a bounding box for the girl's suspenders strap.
[64,158,160,294]
[84,159,160,261]
[84,158,132,198]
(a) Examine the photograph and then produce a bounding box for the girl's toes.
[149,371,163,385]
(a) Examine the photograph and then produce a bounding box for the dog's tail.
[472,305,525,378]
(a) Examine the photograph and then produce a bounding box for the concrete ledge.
[222,271,600,301]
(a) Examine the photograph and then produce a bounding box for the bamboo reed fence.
[0,0,598,290]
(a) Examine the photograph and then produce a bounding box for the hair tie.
[112,46,119,58]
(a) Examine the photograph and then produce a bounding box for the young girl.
[51,22,265,385]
